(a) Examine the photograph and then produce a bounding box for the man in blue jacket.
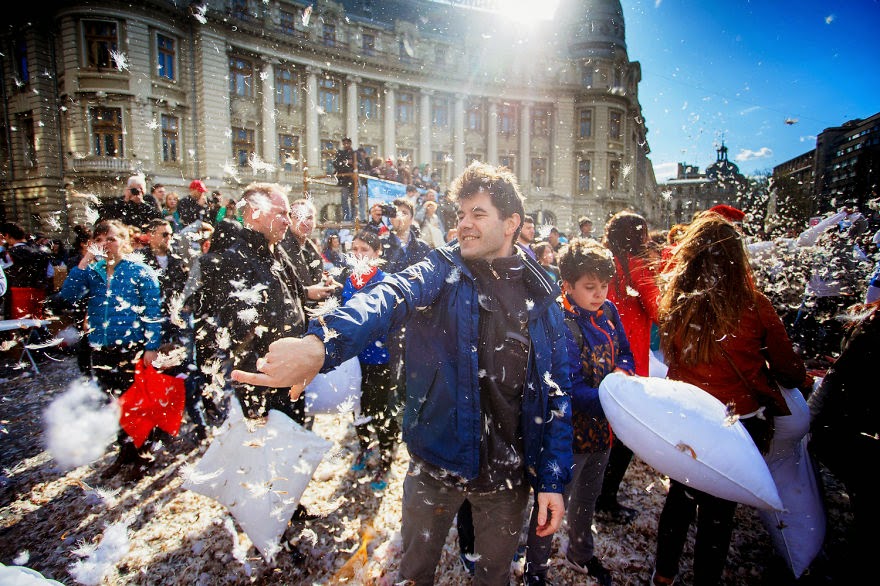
[233,162,573,585]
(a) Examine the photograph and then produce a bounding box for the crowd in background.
[2,160,880,584]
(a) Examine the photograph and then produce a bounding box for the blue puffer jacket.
[340,267,388,365]
[308,242,573,493]
[562,295,635,453]
[58,259,162,350]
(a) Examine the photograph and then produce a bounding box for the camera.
[380,203,396,217]
[129,187,142,196]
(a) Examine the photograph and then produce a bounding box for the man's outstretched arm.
[231,334,326,399]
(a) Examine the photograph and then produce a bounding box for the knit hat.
[708,204,745,222]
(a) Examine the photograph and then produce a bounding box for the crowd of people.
[2,161,879,585]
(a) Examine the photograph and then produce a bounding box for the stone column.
[419,89,432,167]
[487,99,498,165]
[453,93,466,176]
[346,75,360,147]
[519,101,532,187]
[384,82,397,159]
[305,66,321,172]
[261,61,277,169]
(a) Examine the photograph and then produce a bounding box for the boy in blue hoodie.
[524,238,635,586]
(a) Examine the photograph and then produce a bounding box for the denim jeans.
[340,185,354,221]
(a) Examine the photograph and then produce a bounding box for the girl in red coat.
[651,215,809,586]
[597,211,661,521]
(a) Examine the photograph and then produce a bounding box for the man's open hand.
[230,335,325,399]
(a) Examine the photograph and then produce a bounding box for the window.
[229,57,253,97]
[397,91,414,124]
[582,66,593,87]
[20,115,36,167]
[578,108,592,138]
[466,101,482,132]
[83,20,118,69]
[232,127,255,167]
[578,159,591,193]
[609,160,621,190]
[161,114,179,162]
[321,138,336,175]
[532,108,551,136]
[231,0,251,20]
[432,98,448,127]
[434,45,446,65]
[156,34,175,81]
[361,143,378,157]
[613,68,622,88]
[609,110,622,140]
[278,133,299,171]
[499,104,517,134]
[531,157,547,188]
[399,37,415,62]
[318,77,340,113]
[91,107,123,157]
[322,23,336,47]
[359,85,380,120]
[362,33,376,56]
[499,154,516,173]
[12,39,29,88]
[275,66,298,106]
[433,151,449,182]
[279,10,296,34]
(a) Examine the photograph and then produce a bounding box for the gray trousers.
[525,449,610,576]
[399,461,531,585]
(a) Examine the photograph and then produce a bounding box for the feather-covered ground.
[0,354,851,585]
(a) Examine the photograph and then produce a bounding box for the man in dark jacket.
[97,175,162,230]
[333,137,356,221]
[201,183,307,424]
[281,198,339,310]
[142,219,189,340]
[384,198,430,273]
[232,162,573,585]
[178,179,209,226]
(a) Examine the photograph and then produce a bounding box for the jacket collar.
[437,240,560,315]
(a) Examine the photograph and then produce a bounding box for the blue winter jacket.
[340,268,389,365]
[307,242,574,493]
[562,295,635,453]
[58,259,162,350]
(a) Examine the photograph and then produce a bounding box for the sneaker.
[564,556,612,586]
[595,499,639,524]
[459,552,475,576]
[522,573,552,586]
[369,468,388,492]
[351,448,374,471]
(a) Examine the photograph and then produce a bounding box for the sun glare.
[505,0,560,24]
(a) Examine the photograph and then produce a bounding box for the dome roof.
[560,0,627,60]
[705,143,743,181]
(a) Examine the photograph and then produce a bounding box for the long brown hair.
[659,215,756,365]
[603,211,650,297]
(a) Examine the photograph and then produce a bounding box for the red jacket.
[666,292,808,415]
[607,253,660,376]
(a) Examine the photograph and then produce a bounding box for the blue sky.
[619,0,880,180]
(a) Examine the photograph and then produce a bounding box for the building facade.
[1,0,659,237]
[775,111,880,214]
[657,143,749,227]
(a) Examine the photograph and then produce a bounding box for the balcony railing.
[67,156,136,174]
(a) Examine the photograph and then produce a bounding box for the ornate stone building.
[657,143,749,227]
[1,0,658,237]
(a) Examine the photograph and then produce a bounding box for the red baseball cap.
[189,179,207,193]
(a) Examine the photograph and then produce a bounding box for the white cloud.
[800,135,817,143]
[653,161,678,181]
[735,147,773,162]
